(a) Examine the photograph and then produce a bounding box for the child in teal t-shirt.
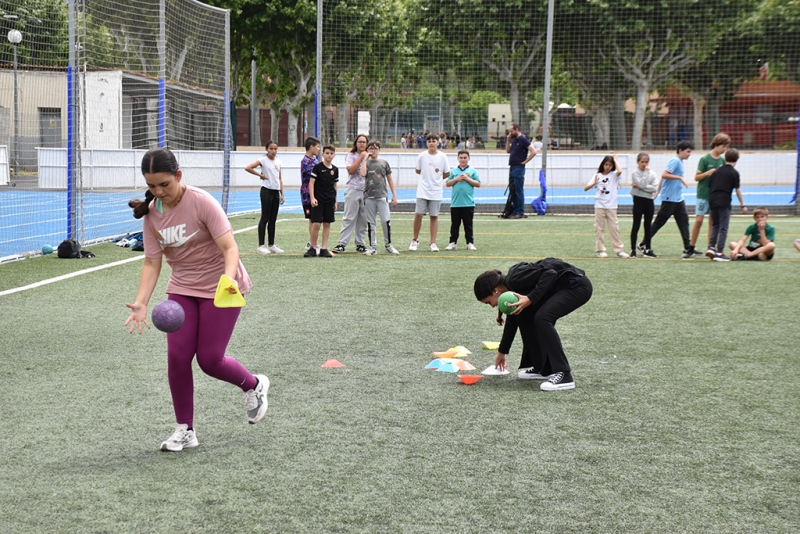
[730,207,776,261]
[445,150,481,251]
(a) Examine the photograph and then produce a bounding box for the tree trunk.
[287,110,299,147]
[631,84,649,151]
[610,90,627,150]
[692,94,706,149]
[337,104,348,148]
[270,105,280,145]
[509,83,528,131]
[590,108,609,148]
[706,98,721,141]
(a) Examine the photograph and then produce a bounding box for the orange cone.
[322,358,345,368]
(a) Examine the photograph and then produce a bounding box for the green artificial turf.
[1,214,799,532]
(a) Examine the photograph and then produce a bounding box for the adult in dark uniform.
[474,258,592,391]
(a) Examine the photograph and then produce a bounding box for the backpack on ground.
[57,239,95,259]
[499,181,516,218]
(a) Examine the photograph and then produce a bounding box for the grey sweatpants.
[337,188,367,248]
[365,197,392,248]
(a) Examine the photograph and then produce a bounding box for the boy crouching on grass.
[730,207,776,261]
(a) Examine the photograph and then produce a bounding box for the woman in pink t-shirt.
[125,147,269,452]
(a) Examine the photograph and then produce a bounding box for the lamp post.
[7,28,22,182]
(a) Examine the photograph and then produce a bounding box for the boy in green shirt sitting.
[730,207,776,261]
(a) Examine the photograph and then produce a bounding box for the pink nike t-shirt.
[143,186,252,299]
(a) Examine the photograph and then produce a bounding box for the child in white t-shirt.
[584,154,628,258]
[409,133,450,252]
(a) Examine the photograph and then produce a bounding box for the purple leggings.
[167,294,257,427]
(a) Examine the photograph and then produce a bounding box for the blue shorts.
[695,198,710,216]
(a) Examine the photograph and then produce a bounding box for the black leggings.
[631,196,654,250]
[258,188,281,246]
[650,200,691,250]
[508,276,593,374]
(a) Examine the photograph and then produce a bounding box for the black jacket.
[499,258,586,355]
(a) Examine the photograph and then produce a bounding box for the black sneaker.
[734,253,746,261]
[508,213,524,219]
[637,242,646,253]
[303,248,317,258]
[643,249,658,258]
[691,248,703,256]
[355,244,367,253]
[705,247,716,259]
[332,244,345,254]
[540,372,575,391]
[318,248,333,258]
[630,250,637,258]
[681,248,693,259]
[713,252,730,262]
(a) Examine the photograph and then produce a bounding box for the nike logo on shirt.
[157,224,199,248]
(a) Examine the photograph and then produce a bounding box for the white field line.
[0,219,297,297]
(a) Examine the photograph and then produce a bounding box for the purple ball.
[151,300,185,333]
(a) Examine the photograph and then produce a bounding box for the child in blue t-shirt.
[445,151,481,251]
[650,140,694,257]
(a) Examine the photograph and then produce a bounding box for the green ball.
[42,244,54,255]
[497,291,519,314]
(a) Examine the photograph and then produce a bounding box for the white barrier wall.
[37,149,798,189]
[0,145,8,185]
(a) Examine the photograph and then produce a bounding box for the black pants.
[709,206,731,253]
[449,207,475,244]
[510,276,593,374]
[650,200,691,250]
[631,196,655,250]
[258,188,281,246]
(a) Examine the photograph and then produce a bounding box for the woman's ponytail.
[129,190,154,219]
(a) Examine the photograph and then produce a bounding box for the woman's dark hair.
[350,134,368,153]
[265,140,277,150]
[129,147,179,219]
[474,269,504,300]
[597,155,615,174]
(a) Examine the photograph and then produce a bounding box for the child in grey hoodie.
[630,152,659,258]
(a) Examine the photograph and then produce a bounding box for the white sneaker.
[597,252,608,258]
[256,245,271,255]
[268,245,284,254]
[616,251,629,258]
[466,243,477,251]
[409,239,419,251]
[429,243,440,252]
[160,424,198,451]
[540,372,575,391]
[445,242,457,251]
[385,244,400,256]
[245,375,270,424]
[517,369,554,380]
[363,247,377,255]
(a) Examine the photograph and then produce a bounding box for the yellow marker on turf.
[214,274,246,308]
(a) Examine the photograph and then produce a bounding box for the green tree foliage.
[754,0,800,85]
[427,0,548,132]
